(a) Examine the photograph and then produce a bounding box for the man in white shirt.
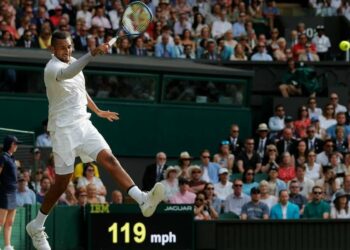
[288,165,314,199]
[26,31,165,250]
[329,92,347,114]
[311,25,331,60]
[251,42,273,61]
[214,168,232,201]
[224,179,250,216]
[211,9,232,39]
[36,119,52,147]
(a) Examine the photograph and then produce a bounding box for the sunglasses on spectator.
[206,187,214,190]
[87,169,94,172]
[192,171,201,174]
[232,130,239,133]
[234,184,243,187]
[247,172,254,175]
[221,140,230,145]
[313,191,322,195]
[268,149,277,152]
[202,155,210,158]
[291,186,299,188]
[196,198,204,202]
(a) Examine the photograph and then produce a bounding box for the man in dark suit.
[142,152,168,191]
[73,25,89,51]
[201,40,219,61]
[276,127,297,158]
[254,123,274,158]
[130,36,148,56]
[16,29,39,48]
[228,124,243,157]
[303,125,323,154]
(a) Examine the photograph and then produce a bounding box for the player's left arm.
[87,94,119,122]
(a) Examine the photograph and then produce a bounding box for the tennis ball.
[339,40,350,51]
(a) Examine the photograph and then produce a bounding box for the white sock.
[33,210,48,228]
[128,186,144,205]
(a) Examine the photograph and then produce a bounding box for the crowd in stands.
[0,0,340,62]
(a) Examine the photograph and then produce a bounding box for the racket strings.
[122,2,152,34]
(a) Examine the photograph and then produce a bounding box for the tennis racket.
[108,1,153,47]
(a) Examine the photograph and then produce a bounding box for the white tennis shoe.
[140,182,165,217]
[4,246,14,250]
[26,220,51,250]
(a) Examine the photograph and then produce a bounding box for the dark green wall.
[0,96,251,157]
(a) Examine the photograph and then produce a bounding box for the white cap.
[219,168,229,175]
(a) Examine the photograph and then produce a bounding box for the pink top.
[278,165,296,183]
[169,191,196,204]
[294,119,311,138]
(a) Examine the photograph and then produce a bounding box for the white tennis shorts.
[51,120,110,175]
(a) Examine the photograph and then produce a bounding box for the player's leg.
[3,209,15,249]
[27,152,73,250]
[0,209,7,246]
[96,149,165,217]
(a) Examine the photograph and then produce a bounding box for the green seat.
[254,173,268,183]
[219,212,240,220]
[229,173,242,182]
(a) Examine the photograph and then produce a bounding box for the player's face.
[53,38,73,63]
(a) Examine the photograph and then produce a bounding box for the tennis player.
[26,31,165,250]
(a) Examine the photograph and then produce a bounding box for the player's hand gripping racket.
[108,1,153,47]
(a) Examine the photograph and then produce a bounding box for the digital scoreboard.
[87,204,194,250]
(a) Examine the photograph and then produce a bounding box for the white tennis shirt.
[44,54,92,132]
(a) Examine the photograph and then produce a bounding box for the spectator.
[199,149,220,183]
[224,179,251,216]
[16,173,36,207]
[304,124,324,154]
[60,181,78,206]
[276,127,297,156]
[173,35,184,58]
[287,29,298,48]
[316,139,336,166]
[259,180,278,210]
[29,148,46,172]
[212,142,233,171]
[36,176,51,204]
[251,42,273,61]
[180,44,195,59]
[343,153,350,175]
[270,189,299,219]
[77,163,107,202]
[35,119,51,147]
[267,28,280,51]
[169,177,196,204]
[214,168,232,202]
[142,152,168,191]
[315,165,340,202]
[278,152,296,183]
[227,124,243,157]
[130,36,148,56]
[303,185,330,219]
[116,37,131,55]
[173,12,192,36]
[201,39,219,60]
[268,104,285,139]
[38,22,52,49]
[289,165,315,199]
[331,190,350,218]
[188,165,206,194]
[50,5,63,28]
[0,30,15,47]
[211,9,232,39]
[336,175,350,196]
[177,151,193,180]
[230,43,248,61]
[311,25,331,60]
[327,112,350,139]
[307,97,323,120]
[278,59,302,98]
[192,12,207,38]
[293,140,308,166]
[329,152,346,180]
[273,37,288,61]
[155,33,177,58]
[108,0,122,31]
[91,5,111,29]
[16,29,39,48]
[160,166,180,202]
[236,138,262,173]
[241,187,269,220]
[267,165,287,197]
[333,126,350,154]
[242,168,259,195]
[110,190,123,204]
[294,106,312,139]
[86,183,104,204]
[304,150,322,182]
[289,180,308,214]
[232,12,247,38]
[175,0,192,16]
[263,0,280,30]
[77,189,87,207]
[224,30,238,50]
[194,192,211,220]
[319,103,336,131]
[298,42,320,62]
[261,144,279,173]
[73,25,89,51]
[292,33,316,61]
[203,183,221,216]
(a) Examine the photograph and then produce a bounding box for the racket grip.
[108,37,117,47]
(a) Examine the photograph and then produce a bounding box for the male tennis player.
[26,31,165,250]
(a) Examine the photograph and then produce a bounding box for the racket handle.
[108,37,117,47]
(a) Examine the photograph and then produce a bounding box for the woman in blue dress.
[0,135,21,250]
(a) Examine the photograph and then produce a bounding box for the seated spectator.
[214,168,233,202]
[217,38,233,61]
[289,180,308,215]
[74,162,100,182]
[59,181,78,206]
[270,189,300,219]
[108,0,123,31]
[194,192,211,220]
[199,149,220,183]
[311,25,331,60]
[77,163,107,203]
[278,59,302,98]
[116,37,131,55]
[177,151,193,180]
[316,0,337,16]
[36,176,51,204]
[44,153,56,184]
[110,190,124,204]
[230,43,248,61]
[224,30,238,50]
[16,174,36,207]
[267,165,287,197]
[293,140,308,166]
[292,33,316,61]
[232,12,247,38]
[173,12,192,36]
[287,29,298,48]
[142,152,168,191]
[192,12,208,38]
[16,29,39,48]
[273,37,288,61]
[91,5,111,29]
[0,30,15,47]
[261,144,279,173]
[304,150,322,182]
[77,189,88,207]
[213,141,234,171]
[236,138,262,173]
[329,92,347,114]
[130,36,148,56]
[174,35,184,58]
[160,166,180,202]
[278,152,296,183]
[76,2,92,29]
[241,187,269,220]
[327,112,350,140]
[289,165,315,199]
[331,190,350,218]
[242,168,259,195]
[259,180,278,210]
[332,126,350,154]
[298,42,320,62]
[267,28,280,51]
[254,123,273,159]
[276,127,297,156]
[251,42,273,61]
[329,152,346,180]
[263,0,280,30]
[155,33,177,58]
[204,183,221,215]
[303,185,330,218]
[316,139,337,166]
[201,39,219,60]
[86,183,104,204]
[307,97,323,122]
[315,165,340,202]
[38,22,52,49]
[343,153,350,175]
[224,179,251,216]
[268,104,286,140]
[180,44,195,59]
[188,165,206,193]
[169,177,196,204]
[294,106,311,139]
[319,103,336,131]
[211,9,232,39]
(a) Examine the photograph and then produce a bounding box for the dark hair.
[51,31,71,46]
[242,168,255,183]
[334,195,349,213]
[83,163,94,177]
[192,13,205,30]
